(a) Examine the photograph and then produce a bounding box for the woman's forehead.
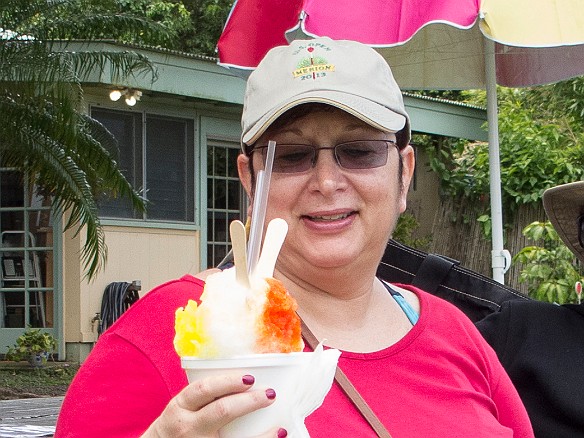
[260,106,392,141]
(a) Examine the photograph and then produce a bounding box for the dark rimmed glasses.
[250,140,398,174]
[579,214,584,248]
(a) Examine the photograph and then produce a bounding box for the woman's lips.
[305,212,353,222]
[301,211,357,229]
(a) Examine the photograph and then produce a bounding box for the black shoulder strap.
[377,239,531,322]
[411,254,456,294]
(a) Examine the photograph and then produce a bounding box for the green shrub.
[393,212,432,251]
[513,221,584,303]
[5,328,58,364]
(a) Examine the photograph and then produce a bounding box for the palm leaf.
[1,0,168,278]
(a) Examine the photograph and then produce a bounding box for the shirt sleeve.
[476,303,516,371]
[55,332,173,438]
[488,359,535,438]
[475,304,534,438]
[55,275,202,438]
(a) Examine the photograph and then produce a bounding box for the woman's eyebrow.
[268,126,304,138]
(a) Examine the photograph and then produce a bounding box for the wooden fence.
[426,199,547,294]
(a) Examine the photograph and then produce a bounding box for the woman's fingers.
[178,373,264,410]
[194,385,276,434]
[147,373,280,437]
[254,427,289,438]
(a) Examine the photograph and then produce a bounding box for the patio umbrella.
[217,0,584,284]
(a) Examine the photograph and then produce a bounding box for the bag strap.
[300,319,393,438]
[376,239,530,322]
[411,253,456,293]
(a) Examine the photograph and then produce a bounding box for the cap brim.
[543,181,584,264]
[242,89,407,146]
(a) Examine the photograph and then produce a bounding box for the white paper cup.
[182,352,313,438]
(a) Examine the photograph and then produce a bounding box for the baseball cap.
[543,180,584,264]
[241,37,410,151]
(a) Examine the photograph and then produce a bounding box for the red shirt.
[55,275,533,437]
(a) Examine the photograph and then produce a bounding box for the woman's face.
[238,107,415,274]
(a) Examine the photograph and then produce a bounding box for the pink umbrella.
[217,0,584,283]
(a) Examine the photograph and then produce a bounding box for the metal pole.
[484,38,511,284]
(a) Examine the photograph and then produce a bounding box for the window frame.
[90,106,197,226]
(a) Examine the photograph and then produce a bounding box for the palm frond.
[1,0,162,279]
[1,95,106,277]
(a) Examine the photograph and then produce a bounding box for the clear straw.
[247,140,275,275]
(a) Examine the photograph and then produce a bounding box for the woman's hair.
[245,103,405,195]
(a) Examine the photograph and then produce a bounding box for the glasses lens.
[270,145,315,173]
[336,141,389,169]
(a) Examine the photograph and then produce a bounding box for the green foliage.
[177,0,233,55]
[513,221,584,303]
[5,328,58,363]
[0,0,173,278]
[393,212,432,251]
[118,0,191,44]
[424,78,584,235]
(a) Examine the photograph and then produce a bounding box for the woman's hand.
[141,373,287,438]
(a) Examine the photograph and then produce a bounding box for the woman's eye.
[278,149,311,163]
[341,147,375,158]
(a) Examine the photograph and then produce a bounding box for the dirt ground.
[0,361,78,400]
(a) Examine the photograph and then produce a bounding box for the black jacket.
[477,300,584,438]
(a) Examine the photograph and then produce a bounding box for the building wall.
[62,225,199,361]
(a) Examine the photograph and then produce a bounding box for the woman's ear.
[399,145,416,212]
[238,153,254,206]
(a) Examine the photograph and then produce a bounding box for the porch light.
[109,89,122,101]
[109,88,143,106]
[125,90,142,106]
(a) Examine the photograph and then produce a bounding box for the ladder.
[0,231,45,327]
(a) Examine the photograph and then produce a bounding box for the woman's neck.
[275,271,412,352]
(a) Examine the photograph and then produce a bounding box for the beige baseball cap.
[543,180,584,264]
[241,37,410,151]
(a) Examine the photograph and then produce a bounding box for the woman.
[56,37,533,438]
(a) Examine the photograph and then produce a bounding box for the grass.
[0,360,79,400]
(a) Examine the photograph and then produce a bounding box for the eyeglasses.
[251,140,397,174]
[579,214,584,248]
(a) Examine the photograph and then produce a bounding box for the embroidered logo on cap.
[292,46,335,80]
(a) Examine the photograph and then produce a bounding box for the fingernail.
[242,375,255,385]
[277,428,288,437]
[265,388,276,400]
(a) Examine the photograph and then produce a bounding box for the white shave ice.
[198,267,268,358]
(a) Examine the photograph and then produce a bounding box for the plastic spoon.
[252,218,288,283]
[229,220,250,288]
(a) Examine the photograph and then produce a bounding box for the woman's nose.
[310,149,346,193]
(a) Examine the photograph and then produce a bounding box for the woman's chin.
[301,247,361,270]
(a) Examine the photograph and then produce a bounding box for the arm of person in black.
[476,300,584,438]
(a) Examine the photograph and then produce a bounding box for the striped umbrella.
[217,0,584,283]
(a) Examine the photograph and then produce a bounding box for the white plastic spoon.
[252,218,288,283]
[229,220,250,288]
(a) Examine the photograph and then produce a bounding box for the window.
[92,108,195,222]
[206,138,245,267]
[0,169,55,329]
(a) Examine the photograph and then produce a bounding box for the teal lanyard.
[382,280,419,325]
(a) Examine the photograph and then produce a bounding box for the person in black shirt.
[477,180,584,438]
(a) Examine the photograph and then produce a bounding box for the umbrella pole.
[484,39,511,284]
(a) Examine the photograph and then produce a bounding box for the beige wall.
[63,225,200,347]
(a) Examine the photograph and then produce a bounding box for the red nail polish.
[277,428,288,437]
[265,388,276,400]
[242,375,255,385]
